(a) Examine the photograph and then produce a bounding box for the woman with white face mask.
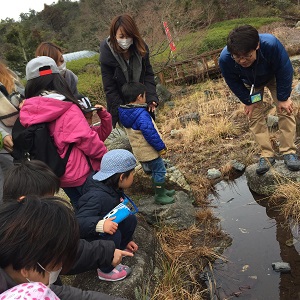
[99,14,159,128]
[35,42,80,98]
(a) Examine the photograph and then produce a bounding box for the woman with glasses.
[219,24,300,175]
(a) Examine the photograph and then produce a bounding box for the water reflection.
[262,200,300,300]
[209,175,300,300]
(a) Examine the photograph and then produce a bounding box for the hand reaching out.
[277,98,293,115]
[126,241,138,252]
[111,249,134,266]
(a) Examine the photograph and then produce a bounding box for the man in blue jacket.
[219,24,300,175]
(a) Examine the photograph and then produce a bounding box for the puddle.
[207,175,300,300]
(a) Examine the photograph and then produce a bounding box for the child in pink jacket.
[20,56,112,210]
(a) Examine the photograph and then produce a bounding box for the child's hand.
[111,249,134,266]
[95,104,104,111]
[158,148,167,156]
[103,217,118,235]
[126,241,138,252]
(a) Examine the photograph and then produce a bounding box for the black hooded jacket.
[99,38,159,127]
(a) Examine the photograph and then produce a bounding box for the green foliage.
[69,55,106,105]
[152,17,283,73]
[197,17,283,54]
[67,55,100,75]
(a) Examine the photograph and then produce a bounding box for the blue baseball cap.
[93,149,137,181]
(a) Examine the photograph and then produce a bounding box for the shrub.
[66,54,100,75]
[197,17,282,54]
[66,54,106,105]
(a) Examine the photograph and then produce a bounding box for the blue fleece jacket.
[219,33,293,105]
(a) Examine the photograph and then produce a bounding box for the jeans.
[141,156,166,183]
[63,185,84,212]
[99,214,137,273]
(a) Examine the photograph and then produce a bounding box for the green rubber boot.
[165,188,175,196]
[154,182,175,205]
[151,178,175,196]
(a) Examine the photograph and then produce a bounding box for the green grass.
[66,54,100,75]
[197,17,283,53]
[66,54,106,104]
[152,16,283,68]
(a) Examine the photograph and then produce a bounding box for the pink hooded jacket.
[20,95,112,187]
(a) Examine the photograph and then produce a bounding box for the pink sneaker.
[97,264,131,282]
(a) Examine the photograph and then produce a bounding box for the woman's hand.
[147,101,158,113]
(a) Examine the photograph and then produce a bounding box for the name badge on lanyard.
[250,84,262,104]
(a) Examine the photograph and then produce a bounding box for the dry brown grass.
[153,223,225,300]
[270,181,300,224]
[151,77,265,299]
[159,79,256,205]
[152,258,206,300]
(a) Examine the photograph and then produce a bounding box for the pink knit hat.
[0,282,60,300]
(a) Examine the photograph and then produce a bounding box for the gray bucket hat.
[93,149,137,181]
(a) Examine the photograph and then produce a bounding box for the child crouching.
[76,149,138,282]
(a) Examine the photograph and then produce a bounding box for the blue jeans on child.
[98,214,137,273]
[141,157,166,183]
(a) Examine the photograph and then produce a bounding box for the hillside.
[1,0,300,75]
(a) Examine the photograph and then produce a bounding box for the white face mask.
[117,38,133,50]
[58,61,67,76]
[26,263,62,286]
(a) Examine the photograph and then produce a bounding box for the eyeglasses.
[231,52,254,62]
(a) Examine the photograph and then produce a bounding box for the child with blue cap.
[76,149,138,282]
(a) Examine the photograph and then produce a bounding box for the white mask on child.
[58,61,67,76]
[26,263,62,287]
[117,38,133,50]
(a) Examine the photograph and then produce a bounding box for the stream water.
[207,175,300,300]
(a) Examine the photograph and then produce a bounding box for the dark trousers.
[99,214,137,273]
[63,185,84,212]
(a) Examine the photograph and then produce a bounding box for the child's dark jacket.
[118,104,165,162]
[76,173,123,239]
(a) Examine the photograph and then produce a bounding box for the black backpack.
[11,117,74,177]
